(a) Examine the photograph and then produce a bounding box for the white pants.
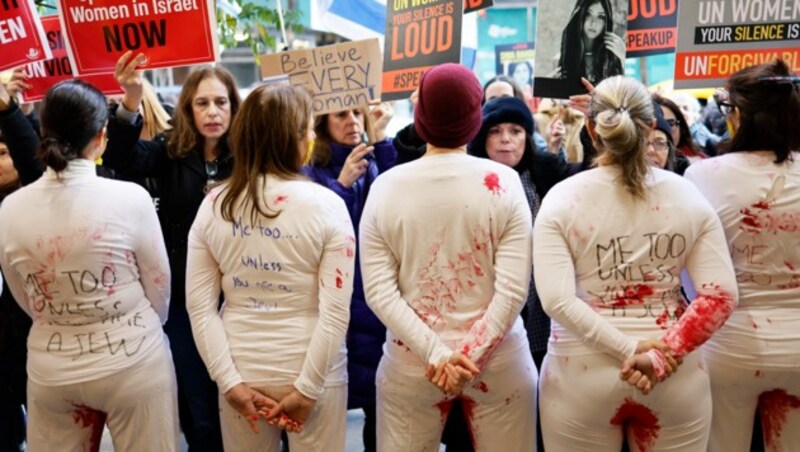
[705,356,800,452]
[219,383,347,452]
[540,352,711,452]
[375,348,537,452]
[26,340,179,452]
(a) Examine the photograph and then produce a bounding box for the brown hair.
[590,76,654,199]
[167,66,241,159]
[218,84,312,224]
[652,93,703,156]
[310,107,375,167]
[725,59,800,163]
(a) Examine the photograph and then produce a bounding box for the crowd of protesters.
[0,54,797,452]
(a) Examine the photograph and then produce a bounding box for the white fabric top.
[685,151,800,368]
[186,175,353,398]
[360,153,532,370]
[533,166,738,361]
[0,159,170,386]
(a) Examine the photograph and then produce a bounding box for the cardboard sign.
[56,0,219,76]
[495,42,535,94]
[260,38,382,116]
[464,0,492,14]
[674,0,800,89]
[533,0,629,99]
[626,0,678,57]
[0,0,52,72]
[382,0,464,101]
[20,16,123,102]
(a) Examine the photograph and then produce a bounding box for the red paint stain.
[786,261,796,271]
[472,381,489,393]
[655,309,670,330]
[391,338,410,352]
[609,398,660,451]
[758,389,800,450]
[739,201,800,235]
[345,248,355,258]
[434,399,454,427]
[662,284,734,357]
[274,195,288,204]
[755,370,762,377]
[552,331,559,342]
[483,172,503,196]
[611,285,654,307]
[335,268,343,289]
[71,404,107,452]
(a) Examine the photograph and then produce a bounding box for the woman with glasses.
[103,52,243,450]
[534,76,737,450]
[646,100,690,175]
[684,60,800,452]
[653,94,708,164]
[186,84,353,451]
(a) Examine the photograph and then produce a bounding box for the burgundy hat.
[414,64,483,148]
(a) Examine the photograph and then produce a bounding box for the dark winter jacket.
[303,139,396,409]
[104,105,232,330]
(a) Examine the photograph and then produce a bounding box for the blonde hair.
[589,76,654,199]
[140,79,172,140]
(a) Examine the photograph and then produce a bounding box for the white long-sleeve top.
[186,175,353,399]
[533,166,738,363]
[0,160,170,386]
[685,151,800,368]
[360,153,532,370]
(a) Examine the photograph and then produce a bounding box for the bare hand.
[263,389,316,433]
[409,89,419,112]
[604,32,626,63]
[114,50,146,112]
[224,383,279,433]
[620,354,655,395]
[568,78,596,116]
[547,117,566,154]
[426,353,481,394]
[336,143,373,188]
[7,67,31,99]
[369,102,394,141]
[0,80,11,111]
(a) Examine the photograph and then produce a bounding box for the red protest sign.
[0,0,52,72]
[56,0,219,76]
[20,16,123,102]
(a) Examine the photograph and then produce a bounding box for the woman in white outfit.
[0,79,178,451]
[533,76,738,451]
[186,84,354,452]
[360,63,537,452]
[685,60,800,452]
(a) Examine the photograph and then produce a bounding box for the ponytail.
[38,136,77,173]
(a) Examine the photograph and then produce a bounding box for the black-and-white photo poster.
[533,0,628,99]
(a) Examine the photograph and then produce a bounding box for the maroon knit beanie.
[414,64,483,148]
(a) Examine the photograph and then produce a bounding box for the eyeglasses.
[647,140,670,152]
[665,118,680,128]
[205,161,219,179]
[713,88,734,116]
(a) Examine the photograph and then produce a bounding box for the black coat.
[104,106,233,329]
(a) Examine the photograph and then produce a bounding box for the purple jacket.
[303,139,396,408]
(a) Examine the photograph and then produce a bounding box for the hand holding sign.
[114,50,145,112]
[6,67,30,98]
[0,78,12,111]
[567,78,596,116]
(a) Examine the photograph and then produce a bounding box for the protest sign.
[20,16,123,102]
[674,0,800,89]
[382,0,463,101]
[56,0,219,76]
[533,0,629,99]
[464,0,492,14]
[495,42,535,95]
[626,0,678,57]
[0,0,51,72]
[260,38,382,115]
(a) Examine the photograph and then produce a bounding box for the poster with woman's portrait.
[495,42,535,98]
[533,0,628,99]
